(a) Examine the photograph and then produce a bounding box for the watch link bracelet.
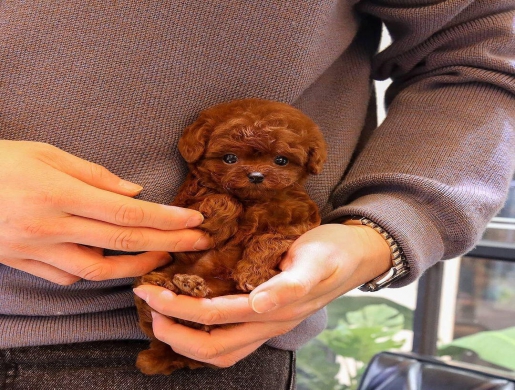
[343,216,410,292]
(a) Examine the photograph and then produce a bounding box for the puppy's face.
[179,99,327,200]
[198,125,310,199]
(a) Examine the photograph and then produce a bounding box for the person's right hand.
[0,140,210,285]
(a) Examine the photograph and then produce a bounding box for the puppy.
[134,98,327,375]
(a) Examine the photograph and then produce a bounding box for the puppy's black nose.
[248,172,265,184]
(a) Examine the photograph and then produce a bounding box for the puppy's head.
[179,98,326,199]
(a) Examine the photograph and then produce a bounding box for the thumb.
[248,248,334,314]
[38,144,143,196]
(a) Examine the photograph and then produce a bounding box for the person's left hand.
[133,223,391,367]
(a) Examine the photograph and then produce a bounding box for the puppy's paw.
[138,273,179,293]
[172,274,212,297]
[197,195,241,241]
[234,269,279,292]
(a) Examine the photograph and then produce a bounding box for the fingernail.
[251,292,277,313]
[151,311,159,320]
[193,234,213,251]
[160,289,176,300]
[133,287,148,302]
[119,180,143,193]
[185,213,204,228]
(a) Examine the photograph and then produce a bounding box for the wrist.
[342,217,409,291]
[343,222,391,279]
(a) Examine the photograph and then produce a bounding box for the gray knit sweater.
[1,1,514,349]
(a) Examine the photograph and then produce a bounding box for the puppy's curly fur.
[134,98,327,375]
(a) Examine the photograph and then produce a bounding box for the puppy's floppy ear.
[178,115,212,163]
[306,127,327,175]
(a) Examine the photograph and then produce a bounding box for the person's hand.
[0,140,210,285]
[133,223,391,367]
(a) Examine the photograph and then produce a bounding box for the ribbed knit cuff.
[323,192,445,287]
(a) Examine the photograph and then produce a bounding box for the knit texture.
[1,0,514,349]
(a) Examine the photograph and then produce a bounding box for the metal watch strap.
[346,217,410,292]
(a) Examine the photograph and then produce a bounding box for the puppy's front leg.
[197,194,242,243]
[233,234,295,292]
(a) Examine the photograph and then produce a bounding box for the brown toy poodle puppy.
[134,98,327,375]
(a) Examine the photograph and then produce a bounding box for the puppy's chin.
[228,185,280,200]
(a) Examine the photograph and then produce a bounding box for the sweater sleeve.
[324,0,515,286]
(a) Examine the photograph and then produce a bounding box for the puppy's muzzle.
[248,172,265,184]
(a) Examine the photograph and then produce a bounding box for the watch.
[343,216,410,292]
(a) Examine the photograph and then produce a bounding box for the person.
[1,1,514,388]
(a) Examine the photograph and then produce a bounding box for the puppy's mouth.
[219,172,292,198]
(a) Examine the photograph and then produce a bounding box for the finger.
[33,244,173,281]
[44,215,212,252]
[35,143,144,196]
[134,283,323,326]
[49,176,204,230]
[151,311,298,364]
[248,249,338,313]
[134,285,256,324]
[202,340,266,368]
[0,257,81,285]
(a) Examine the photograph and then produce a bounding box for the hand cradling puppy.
[134,98,327,375]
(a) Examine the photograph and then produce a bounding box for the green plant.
[296,338,344,390]
[297,296,412,390]
[439,326,515,371]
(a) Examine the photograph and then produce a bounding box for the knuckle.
[113,203,146,226]
[4,242,33,256]
[199,306,227,326]
[18,219,53,239]
[88,162,108,181]
[76,262,112,281]
[32,142,63,163]
[194,343,226,360]
[53,274,81,286]
[109,229,147,251]
[31,189,63,208]
[170,237,185,253]
[286,275,312,300]
[32,141,56,156]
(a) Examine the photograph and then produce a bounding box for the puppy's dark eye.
[274,156,289,166]
[223,154,238,164]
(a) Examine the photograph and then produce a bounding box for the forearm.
[325,0,515,285]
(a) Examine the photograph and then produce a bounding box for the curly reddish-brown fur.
[134,98,327,375]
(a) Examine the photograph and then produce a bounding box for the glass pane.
[448,256,515,371]
[497,178,515,219]
[481,219,515,246]
[481,179,515,245]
